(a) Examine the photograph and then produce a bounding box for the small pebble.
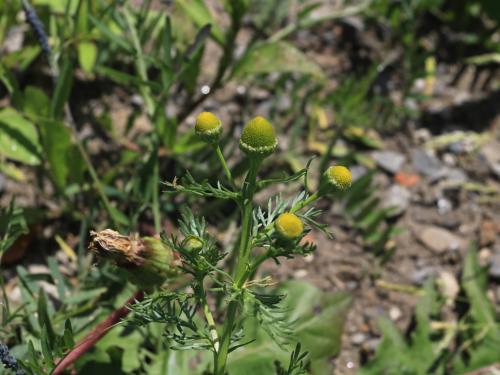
[352,333,367,345]
[489,254,500,279]
[416,226,463,253]
[389,306,402,321]
[293,269,308,279]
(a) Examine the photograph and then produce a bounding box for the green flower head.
[324,165,352,191]
[275,212,303,239]
[195,112,222,143]
[182,235,204,253]
[239,116,277,158]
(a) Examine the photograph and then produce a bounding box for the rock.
[443,168,467,183]
[438,271,459,306]
[389,306,402,321]
[3,26,24,53]
[442,153,457,166]
[371,151,406,173]
[437,197,453,214]
[481,140,500,178]
[293,269,308,279]
[351,333,367,346]
[416,226,463,253]
[489,254,500,279]
[382,185,411,216]
[480,220,497,246]
[411,149,446,180]
[0,173,4,192]
[412,267,438,285]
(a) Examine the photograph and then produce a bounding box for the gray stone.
[438,271,459,304]
[382,185,411,216]
[416,226,463,253]
[389,306,402,321]
[411,267,438,285]
[371,151,406,173]
[411,149,446,180]
[437,197,453,214]
[489,254,500,279]
[444,168,467,183]
[0,173,4,192]
[350,165,368,180]
[352,333,367,346]
[481,140,500,178]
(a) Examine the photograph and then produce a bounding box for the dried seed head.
[89,229,179,288]
[239,116,277,157]
[325,165,352,191]
[275,212,304,239]
[195,112,222,143]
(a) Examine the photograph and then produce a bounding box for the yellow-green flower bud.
[324,165,352,191]
[195,112,222,143]
[275,212,303,239]
[89,229,180,288]
[182,235,204,253]
[239,116,277,157]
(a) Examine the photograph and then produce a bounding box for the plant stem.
[214,145,235,189]
[52,290,144,375]
[152,146,161,233]
[194,274,220,368]
[213,158,261,375]
[290,192,319,213]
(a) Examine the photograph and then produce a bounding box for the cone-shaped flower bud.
[239,116,277,158]
[182,235,204,253]
[275,212,304,239]
[324,165,352,191]
[195,112,222,143]
[89,229,179,288]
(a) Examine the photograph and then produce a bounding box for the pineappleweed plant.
[91,112,352,374]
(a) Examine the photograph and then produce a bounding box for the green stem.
[152,145,161,233]
[290,191,319,213]
[195,276,220,359]
[214,145,235,189]
[213,158,261,375]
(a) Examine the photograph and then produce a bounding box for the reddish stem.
[52,290,144,375]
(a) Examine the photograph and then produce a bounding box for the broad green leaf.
[0,202,28,255]
[455,247,500,373]
[50,57,73,119]
[232,41,324,80]
[95,65,161,90]
[283,281,351,360]
[462,247,495,326]
[1,45,41,71]
[228,281,351,375]
[37,290,56,350]
[0,161,27,181]
[0,108,42,165]
[24,86,50,118]
[38,119,71,189]
[78,41,98,73]
[175,0,224,44]
[89,14,133,53]
[144,348,211,375]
